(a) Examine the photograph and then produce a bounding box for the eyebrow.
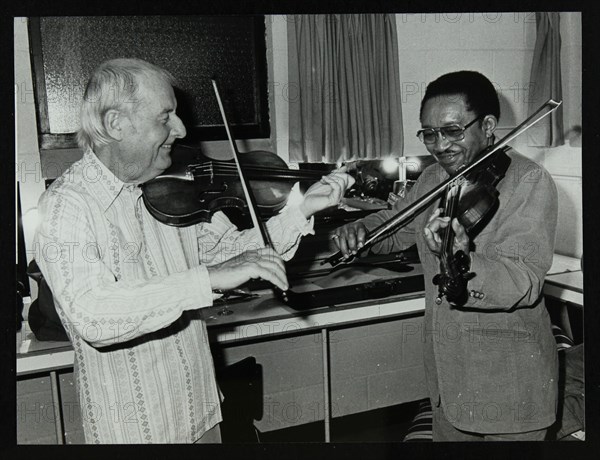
[161,104,177,114]
[421,122,462,129]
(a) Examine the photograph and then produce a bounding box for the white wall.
[267,16,291,164]
[15,18,45,302]
[395,12,537,154]
[547,12,582,258]
[392,12,582,257]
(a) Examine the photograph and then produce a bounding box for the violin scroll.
[433,250,473,306]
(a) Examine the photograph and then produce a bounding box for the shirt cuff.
[189,264,217,308]
[280,205,315,236]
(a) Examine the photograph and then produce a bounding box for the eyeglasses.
[416,116,483,145]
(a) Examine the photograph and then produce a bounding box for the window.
[29,15,269,151]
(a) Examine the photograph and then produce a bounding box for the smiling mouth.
[437,152,461,162]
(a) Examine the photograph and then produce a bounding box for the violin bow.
[211,79,274,248]
[322,98,562,267]
[211,79,289,299]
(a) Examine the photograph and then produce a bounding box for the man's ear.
[103,109,125,141]
[482,115,497,138]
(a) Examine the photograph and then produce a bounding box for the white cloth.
[34,149,314,443]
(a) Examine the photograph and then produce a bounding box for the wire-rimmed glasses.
[416,115,483,144]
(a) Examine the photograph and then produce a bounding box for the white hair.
[77,58,176,151]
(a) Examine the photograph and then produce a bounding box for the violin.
[323,99,562,267]
[431,146,510,305]
[141,148,328,227]
[444,144,511,233]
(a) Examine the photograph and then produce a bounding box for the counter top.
[203,290,426,343]
[17,290,426,376]
[544,253,583,306]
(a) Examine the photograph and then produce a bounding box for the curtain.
[527,12,564,147]
[288,14,403,163]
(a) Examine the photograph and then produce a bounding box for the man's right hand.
[207,247,288,292]
[330,222,368,258]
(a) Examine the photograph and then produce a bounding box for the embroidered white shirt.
[33,149,314,443]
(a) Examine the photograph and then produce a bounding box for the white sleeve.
[34,190,214,348]
[195,205,315,265]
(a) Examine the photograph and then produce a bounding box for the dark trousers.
[432,401,548,441]
[194,424,222,444]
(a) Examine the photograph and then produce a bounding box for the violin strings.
[213,165,325,177]
[190,164,326,179]
[193,168,324,178]
[442,183,460,257]
[192,160,328,175]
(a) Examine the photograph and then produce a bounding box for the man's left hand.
[423,208,470,256]
[298,168,355,218]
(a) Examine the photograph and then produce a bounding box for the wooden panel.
[212,331,325,432]
[59,371,85,444]
[17,375,58,444]
[330,316,427,416]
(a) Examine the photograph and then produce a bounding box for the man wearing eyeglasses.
[331,71,559,441]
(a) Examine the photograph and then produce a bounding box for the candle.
[398,157,406,182]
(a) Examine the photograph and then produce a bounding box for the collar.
[80,148,142,213]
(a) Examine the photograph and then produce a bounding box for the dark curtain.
[527,12,564,147]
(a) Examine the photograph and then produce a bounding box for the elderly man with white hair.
[34,58,353,444]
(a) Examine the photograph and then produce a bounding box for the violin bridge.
[185,164,203,181]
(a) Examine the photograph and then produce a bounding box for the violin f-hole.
[197,184,228,203]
